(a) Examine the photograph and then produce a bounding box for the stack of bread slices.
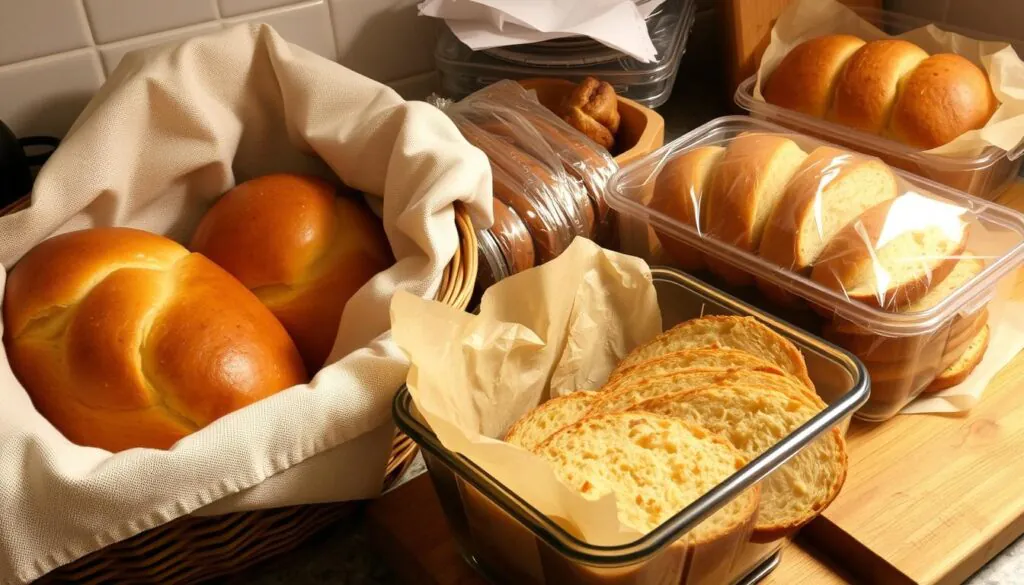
[647,133,989,404]
[504,315,847,550]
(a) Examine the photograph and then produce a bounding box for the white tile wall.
[890,0,1024,51]
[0,0,440,139]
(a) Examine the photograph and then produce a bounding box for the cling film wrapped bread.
[605,116,1024,420]
[439,80,619,278]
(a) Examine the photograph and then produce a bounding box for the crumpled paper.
[753,0,1024,157]
[391,237,661,544]
[418,0,662,63]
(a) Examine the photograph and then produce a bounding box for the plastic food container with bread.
[606,115,1024,421]
[392,255,868,585]
[733,1,1024,199]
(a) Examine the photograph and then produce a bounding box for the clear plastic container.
[606,115,1024,421]
[734,7,1024,200]
[435,0,695,108]
[394,266,869,585]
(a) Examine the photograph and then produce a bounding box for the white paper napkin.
[418,0,662,63]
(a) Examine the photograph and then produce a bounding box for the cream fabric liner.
[0,24,491,585]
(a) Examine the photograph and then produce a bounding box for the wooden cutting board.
[366,182,1024,585]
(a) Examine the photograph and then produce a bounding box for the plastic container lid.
[606,115,1024,338]
[434,0,695,107]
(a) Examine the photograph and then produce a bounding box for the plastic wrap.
[441,80,619,274]
[607,116,1024,421]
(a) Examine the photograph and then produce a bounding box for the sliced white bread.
[810,193,970,311]
[592,367,824,415]
[757,146,898,305]
[648,146,726,271]
[628,385,845,542]
[926,324,990,392]
[606,347,785,392]
[614,315,814,389]
[533,412,759,544]
[823,255,986,360]
[702,133,809,286]
[859,307,988,384]
[504,392,599,451]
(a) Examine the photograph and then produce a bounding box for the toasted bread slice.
[593,367,823,415]
[606,347,785,393]
[614,316,813,389]
[629,385,846,542]
[504,392,598,451]
[926,324,990,392]
[533,412,759,543]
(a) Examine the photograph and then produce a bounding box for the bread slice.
[592,367,824,415]
[758,146,898,274]
[648,146,726,271]
[926,324,990,392]
[606,347,784,392]
[828,39,929,135]
[533,412,759,543]
[810,193,970,311]
[629,385,846,541]
[614,316,813,389]
[763,34,867,119]
[702,134,809,285]
[504,392,598,451]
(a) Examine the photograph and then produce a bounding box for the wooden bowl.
[517,78,665,165]
[517,78,667,260]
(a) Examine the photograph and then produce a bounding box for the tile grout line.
[323,0,342,62]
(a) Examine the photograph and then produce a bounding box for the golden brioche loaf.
[190,174,393,372]
[764,35,998,150]
[3,228,308,452]
[762,34,866,118]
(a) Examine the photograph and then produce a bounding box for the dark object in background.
[0,120,58,209]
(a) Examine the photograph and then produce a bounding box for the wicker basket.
[1,196,478,585]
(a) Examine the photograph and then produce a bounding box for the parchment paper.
[391,237,661,545]
[903,271,1024,414]
[753,0,1024,157]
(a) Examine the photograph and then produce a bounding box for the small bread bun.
[763,34,866,118]
[828,39,929,134]
[888,53,998,149]
[190,174,393,372]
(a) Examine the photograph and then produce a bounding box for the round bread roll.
[888,53,998,149]
[3,227,308,452]
[763,34,866,118]
[828,39,929,135]
[190,174,393,372]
